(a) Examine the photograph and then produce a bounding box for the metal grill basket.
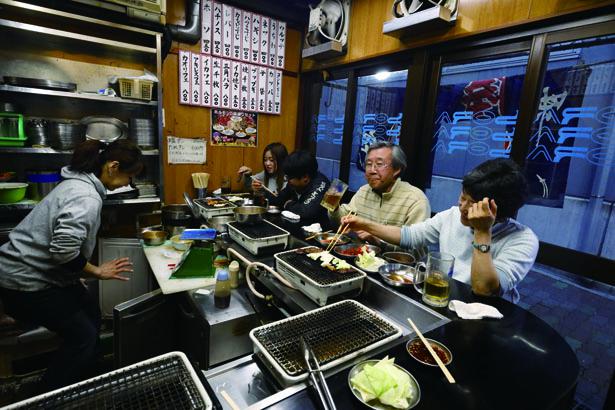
[4,352,212,410]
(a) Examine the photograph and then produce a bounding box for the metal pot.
[161,204,192,223]
[207,214,236,233]
[233,205,266,225]
[26,170,61,201]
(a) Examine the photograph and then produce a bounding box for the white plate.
[213,124,224,131]
[348,359,420,410]
[230,115,242,121]
[222,129,235,136]
[355,256,386,273]
[236,131,246,138]
[245,127,256,134]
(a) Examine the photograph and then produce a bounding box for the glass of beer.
[421,252,455,308]
[320,178,348,211]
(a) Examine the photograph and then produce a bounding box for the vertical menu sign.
[274,69,282,114]
[249,64,258,112]
[211,57,221,107]
[231,61,241,110]
[222,4,233,59]
[201,55,211,106]
[241,11,251,62]
[191,52,201,105]
[221,59,231,108]
[212,2,222,56]
[250,14,261,64]
[257,66,267,112]
[260,16,270,66]
[179,50,190,104]
[240,63,250,111]
[277,21,286,69]
[269,19,278,67]
[232,7,242,60]
[266,68,275,113]
[201,0,212,54]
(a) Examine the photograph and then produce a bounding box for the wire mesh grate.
[12,354,209,409]
[252,301,398,376]
[228,221,287,239]
[277,248,364,285]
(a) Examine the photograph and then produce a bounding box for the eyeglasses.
[365,161,390,171]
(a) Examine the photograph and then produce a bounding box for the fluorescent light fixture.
[374,71,391,81]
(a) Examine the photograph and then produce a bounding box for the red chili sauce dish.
[406,337,452,366]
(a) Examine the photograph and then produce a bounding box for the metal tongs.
[299,336,337,410]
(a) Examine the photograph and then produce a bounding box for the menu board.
[212,2,222,56]
[240,63,250,111]
[211,109,257,147]
[231,61,241,110]
[201,55,211,107]
[250,14,261,64]
[249,64,258,112]
[260,16,270,66]
[167,136,206,164]
[211,57,221,107]
[269,19,278,67]
[221,59,231,108]
[201,0,212,54]
[190,52,201,105]
[222,4,233,58]
[257,66,267,113]
[179,50,190,105]
[232,7,242,60]
[241,11,251,62]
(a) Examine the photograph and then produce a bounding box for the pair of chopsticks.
[407,318,456,383]
[305,229,332,241]
[325,210,356,252]
[250,175,278,197]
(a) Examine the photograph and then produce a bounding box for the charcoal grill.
[228,220,289,255]
[250,300,402,387]
[194,197,236,219]
[5,352,213,410]
[274,246,366,306]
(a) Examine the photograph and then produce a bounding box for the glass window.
[348,69,408,191]
[308,78,348,181]
[517,35,615,259]
[425,52,530,212]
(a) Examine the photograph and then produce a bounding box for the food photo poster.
[211,109,258,147]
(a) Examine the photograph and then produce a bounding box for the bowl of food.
[313,232,350,247]
[406,337,452,366]
[170,234,193,251]
[354,247,387,273]
[378,263,416,287]
[382,251,416,266]
[334,243,381,259]
[349,356,420,409]
[141,227,168,246]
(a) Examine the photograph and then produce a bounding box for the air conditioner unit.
[72,0,166,24]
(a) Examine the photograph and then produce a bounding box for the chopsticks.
[250,175,278,197]
[325,210,356,252]
[306,229,332,241]
[407,318,456,384]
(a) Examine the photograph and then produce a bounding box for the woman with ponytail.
[0,139,144,392]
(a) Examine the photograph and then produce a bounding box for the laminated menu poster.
[211,109,257,147]
[167,137,206,164]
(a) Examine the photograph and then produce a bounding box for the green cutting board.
[170,246,214,279]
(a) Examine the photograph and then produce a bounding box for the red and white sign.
[221,59,231,108]
[232,7,242,60]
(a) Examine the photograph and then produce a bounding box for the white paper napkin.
[448,300,503,320]
[282,210,300,220]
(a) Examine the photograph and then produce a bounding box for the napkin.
[302,223,322,233]
[448,300,503,320]
[282,210,300,220]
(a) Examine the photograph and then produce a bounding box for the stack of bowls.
[25,118,50,147]
[48,120,84,150]
[129,118,156,150]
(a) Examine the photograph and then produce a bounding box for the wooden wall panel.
[302,0,614,71]
[162,2,301,204]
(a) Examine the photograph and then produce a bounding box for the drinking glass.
[320,178,348,211]
[221,176,231,194]
[418,252,455,307]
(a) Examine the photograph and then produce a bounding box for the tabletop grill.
[274,247,366,305]
[228,220,289,255]
[250,300,402,387]
[5,352,212,410]
[194,197,236,219]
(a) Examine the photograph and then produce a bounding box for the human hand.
[467,198,497,233]
[251,178,263,191]
[340,215,370,232]
[237,165,252,176]
[95,257,132,281]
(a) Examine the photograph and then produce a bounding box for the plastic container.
[214,269,231,308]
[0,182,28,203]
[26,170,61,201]
[0,113,26,146]
[116,78,154,101]
[229,260,240,289]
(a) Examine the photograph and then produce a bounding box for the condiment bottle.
[229,260,240,289]
[214,269,231,308]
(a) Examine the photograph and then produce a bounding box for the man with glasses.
[330,141,430,246]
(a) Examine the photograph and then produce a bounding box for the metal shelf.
[0,196,160,210]
[0,147,159,155]
[0,85,158,106]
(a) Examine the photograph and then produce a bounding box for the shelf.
[0,147,159,155]
[0,84,158,106]
[0,196,160,210]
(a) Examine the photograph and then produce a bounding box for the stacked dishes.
[81,116,127,143]
[48,120,84,150]
[134,182,157,198]
[129,118,156,149]
[25,118,50,147]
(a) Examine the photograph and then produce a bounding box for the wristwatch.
[472,241,491,253]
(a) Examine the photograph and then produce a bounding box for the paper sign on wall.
[221,59,231,108]
[249,64,258,112]
[241,11,251,62]
[190,52,201,105]
[277,21,286,69]
[260,16,270,66]
[274,69,282,114]
[240,63,250,111]
[201,55,211,106]
[179,50,190,105]
[222,4,233,59]
[266,68,275,113]
[251,14,261,64]
[201,0,212,54]
[167,136,206,164]
[231,61,241,110]
[232,7,242,60]
[269,19,278,67]
[211,57,221,107]
[212,1,222,56]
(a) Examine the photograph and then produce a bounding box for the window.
[425,52,530,212]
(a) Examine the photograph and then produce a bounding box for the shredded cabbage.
[350,356,413,409]
[356,247,385,270]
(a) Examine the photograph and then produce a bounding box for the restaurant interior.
[0,0,614,409]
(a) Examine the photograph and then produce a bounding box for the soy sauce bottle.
[214,269,231,308]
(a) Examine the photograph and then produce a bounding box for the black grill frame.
[277,248,364,286]
[228,221,287,239]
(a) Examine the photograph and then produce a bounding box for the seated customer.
[237,142,288,199]
[329,142,430,245]
[341,158,538,303]
[272,150,330,228]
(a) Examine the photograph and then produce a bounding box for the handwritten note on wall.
[167,136,207,164]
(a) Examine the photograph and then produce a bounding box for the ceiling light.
[374,71,391,81]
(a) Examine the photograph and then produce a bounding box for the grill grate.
[252,301,398,376]
[229,221,286,239]
[278,249,364,285]
[12,354,209,409]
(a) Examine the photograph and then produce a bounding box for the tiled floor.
[517,263,615,409]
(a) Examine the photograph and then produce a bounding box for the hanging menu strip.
[241,11,251,62]
[231,61,241,110]
[249,64,258,112]
[221,59,231,108]
[222,4,233,59]
[257,66,267,113]
[277,21,286,69]
[274,69,282,114]
[201,55,211,107]
[269,19,278,67]
[260,16,270,66]
[240,63,250,111]
[232,7,242,60]
[201,0,212,54]
[212,1,222,56]
[191,52,201,105]
[251,14,261,64]
[179,50,190,105]
[266,68,275,114]
[211,57,221,107]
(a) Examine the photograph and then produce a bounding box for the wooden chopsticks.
[325,210,356,252]
[250,175,278,197]
[306,229,332,241]
[407,318,456,383]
